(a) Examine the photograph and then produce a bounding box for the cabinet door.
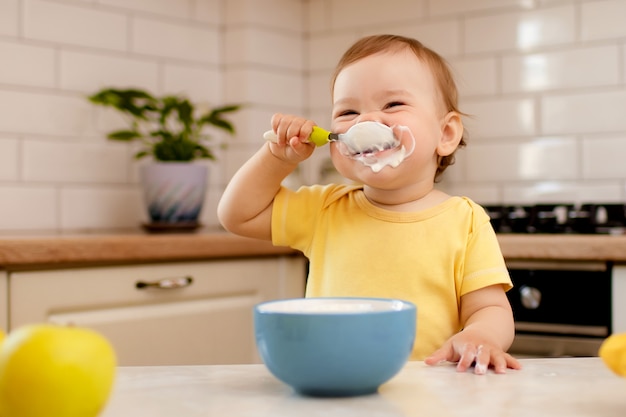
[9,257,305,366]
[0,271,7,333]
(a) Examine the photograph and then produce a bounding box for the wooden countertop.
[0,230,298,269]
[497,234,626,262]
[1,231,626,270]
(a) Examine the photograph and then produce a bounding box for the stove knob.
[595,206,608,224]
[554,205,568,225]
[520,285,541,309]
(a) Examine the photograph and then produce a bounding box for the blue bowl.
[254,297,416,397]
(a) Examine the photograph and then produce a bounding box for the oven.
[505,260,611,357]
[485,203,626,357]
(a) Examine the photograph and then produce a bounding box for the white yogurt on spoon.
[337,122,415,172]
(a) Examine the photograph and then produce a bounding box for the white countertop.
[100,358,626,417]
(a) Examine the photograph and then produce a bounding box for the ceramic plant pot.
[140,163,208,228]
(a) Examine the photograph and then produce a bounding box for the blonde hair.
[331,34,467,179]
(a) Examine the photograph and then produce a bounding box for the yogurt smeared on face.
[337,122,415,172]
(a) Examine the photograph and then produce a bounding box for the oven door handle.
[515,321,609,337]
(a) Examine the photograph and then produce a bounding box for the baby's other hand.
[268,113,316,164]
[424,331,522,375]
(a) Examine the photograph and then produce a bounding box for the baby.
[218,34,521,374]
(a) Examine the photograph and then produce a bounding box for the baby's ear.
[437,111,464,156]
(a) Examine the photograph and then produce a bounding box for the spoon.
[263,121,399,153]
[263,126,338,146]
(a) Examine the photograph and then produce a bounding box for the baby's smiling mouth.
[336,121,400,157]
[350,141,399,157]
[338,124,416,173]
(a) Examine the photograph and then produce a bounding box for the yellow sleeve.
[459,201,512,296]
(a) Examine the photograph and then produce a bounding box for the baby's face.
[330,48,449,188]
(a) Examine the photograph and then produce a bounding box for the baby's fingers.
[456,344,479,373]
[476,349,522,375]
[473,345,489,375]
[424,342,455,366]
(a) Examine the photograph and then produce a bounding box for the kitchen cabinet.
[0,271,7,333]
[8,256,306,366]
[613,265,626,333]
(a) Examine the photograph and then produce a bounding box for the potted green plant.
[88,87,240,230]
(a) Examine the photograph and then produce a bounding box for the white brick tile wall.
[0,0,234,232]
[2,0,626,232]
[60,186,144,229]
[462,98,536,139]
[60,50,159,93]
[224,28,304,71]
[582,136,626,179]
[503,182,624,204]
[0,186,58,231]
[93,107,130,137]
[24,0,128,51]
[542,90,626,134]
[308,71,333,111]
[22,140,129,183]
[205,159,224,189]
[306,0,329,34]
[389,20,461,57]
[465,137,578,182]
[201,187,224,229]
[450,57,498,97]
[502,45,621,93]
[132,18,219,63]
[229,107,280,145]
[98,0,193,19]
[192,0,222,25]
[464,6,576,53]
[429,0,530,16]
[441,184,501,205]
[0,138,19,181]
[0,0,19,36]
[224,0,303,31]
[622,44,626,80]
[575,183,625,203]
[225,68,304,108]
[0,41,56,88]
[162,64,221,103]
[308,33,361,72]
[329,0,425,30]
[581,0,626,41]
[0,91,93,137]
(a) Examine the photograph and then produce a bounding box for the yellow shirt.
[272,184,512,360]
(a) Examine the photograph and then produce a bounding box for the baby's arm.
[424,285,522,374]
[217,114,316,241]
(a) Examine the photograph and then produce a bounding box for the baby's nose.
[355,112,384,125]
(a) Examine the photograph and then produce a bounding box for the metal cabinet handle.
[136,276,193,290]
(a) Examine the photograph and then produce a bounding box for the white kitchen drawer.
[8,257,306,366]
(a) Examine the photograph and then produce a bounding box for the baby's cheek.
[329,148,355,178]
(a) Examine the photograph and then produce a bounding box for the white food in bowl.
[257,298,410,314]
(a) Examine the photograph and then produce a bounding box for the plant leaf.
[88,87,241,162]
[108,130,142,141]
[134,150,150,159]
[198,105,241,134]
